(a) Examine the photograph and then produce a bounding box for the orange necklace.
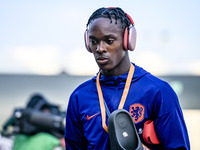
[96,64,135,132]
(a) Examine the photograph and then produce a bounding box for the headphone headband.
[125,13,134,25]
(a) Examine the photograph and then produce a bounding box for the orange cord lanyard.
[96,64,135,133]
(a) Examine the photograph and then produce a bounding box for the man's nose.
[96,41,106,53]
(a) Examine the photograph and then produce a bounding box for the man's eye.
[90,39,97,45]
[106,39,114,44]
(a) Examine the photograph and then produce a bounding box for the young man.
[65,7,190,150]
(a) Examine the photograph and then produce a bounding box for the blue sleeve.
[154,83,190,150]
[64,93,87,150]
[155,108,190,149]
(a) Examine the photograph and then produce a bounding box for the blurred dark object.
[2,94,65,138]
[108,109,143,150]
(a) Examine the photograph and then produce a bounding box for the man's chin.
[98,64,110,71]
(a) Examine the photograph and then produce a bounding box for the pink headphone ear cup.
[84,29,92,53]
[128,26,136,51]
[123,27,129,50]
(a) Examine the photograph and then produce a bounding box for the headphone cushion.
[84,29,92,53]
[128,26,136,51]
[123,27,129,50]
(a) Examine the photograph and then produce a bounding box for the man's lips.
[96,56,109,65]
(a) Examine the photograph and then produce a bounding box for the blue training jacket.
[65,63,190,150]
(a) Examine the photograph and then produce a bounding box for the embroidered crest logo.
[129,103,145,123]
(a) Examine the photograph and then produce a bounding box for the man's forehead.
[88,17,123,30]
[88,18,124,39]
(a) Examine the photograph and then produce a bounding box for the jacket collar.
[92,63,149,85]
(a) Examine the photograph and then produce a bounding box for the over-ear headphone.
[84,8,136,53]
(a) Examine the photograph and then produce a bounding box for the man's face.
[88,17,128,75]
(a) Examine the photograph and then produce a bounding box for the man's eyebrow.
[104,34,116,38]
[89,34,116,39]
[89,35,96,39]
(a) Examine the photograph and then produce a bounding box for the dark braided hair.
[86,7,132,29]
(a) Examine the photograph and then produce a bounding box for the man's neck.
[101,61,132,76]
